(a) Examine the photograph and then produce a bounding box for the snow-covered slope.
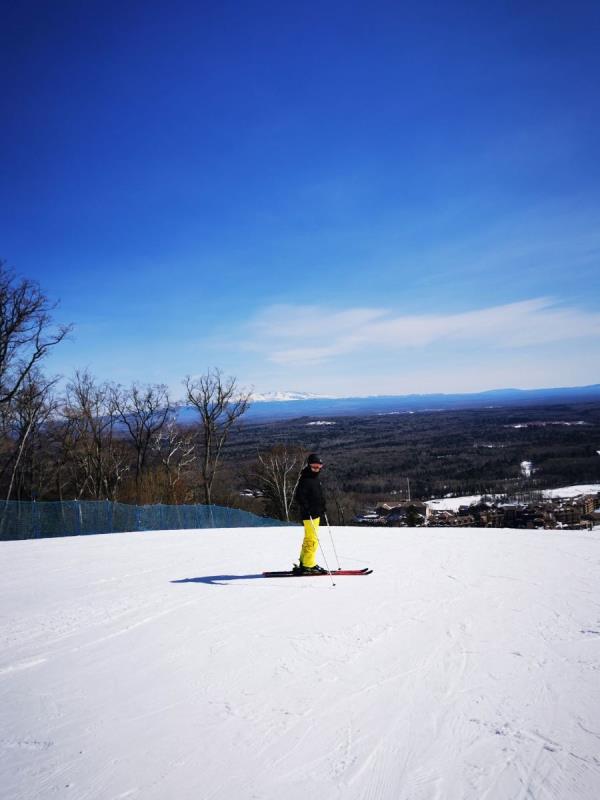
[427,494,492,512]
[2,526,600,799]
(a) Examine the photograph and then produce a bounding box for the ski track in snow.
[1,527,600,799]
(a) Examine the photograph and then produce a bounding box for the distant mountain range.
[175,384,600,424]
[248,391,334,402]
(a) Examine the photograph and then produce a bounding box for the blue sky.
[1,0,599,398]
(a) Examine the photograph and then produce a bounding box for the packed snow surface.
[2,526,600,800]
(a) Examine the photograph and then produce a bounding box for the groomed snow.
[2,526,600,799]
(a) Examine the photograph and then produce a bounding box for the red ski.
[263,568,372,578]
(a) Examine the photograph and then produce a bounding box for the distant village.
[354,491,600,531]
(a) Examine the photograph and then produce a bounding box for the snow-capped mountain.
[249,391,336,402]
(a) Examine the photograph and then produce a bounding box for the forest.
[223,401,600,522]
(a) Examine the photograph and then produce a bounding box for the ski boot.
[292,563,327,575]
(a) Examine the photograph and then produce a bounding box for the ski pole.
[310,516,336,587]
[324,512,341,571]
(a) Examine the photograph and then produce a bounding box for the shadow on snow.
[171,574,264,586]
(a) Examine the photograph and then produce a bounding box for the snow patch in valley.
[520,460,534,478]
[507,421,589,429]
[427,495,488,512]
[427,483,600,511]
[542,483,600,499]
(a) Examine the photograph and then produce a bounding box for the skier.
[293,453,328,574]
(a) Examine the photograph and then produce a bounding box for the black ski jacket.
[295,466,327,520]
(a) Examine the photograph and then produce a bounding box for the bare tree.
[252,444,305,521]
[2,372,58,501]
[114,383,171,503]
[184,369,251,505]
[152,415,196,503]
[44,410,82,501]
[62,370,127,500]
[0,261,71,407]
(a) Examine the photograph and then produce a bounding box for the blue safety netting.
[0,500,290,541]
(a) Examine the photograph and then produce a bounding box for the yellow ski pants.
[299,517,320,568]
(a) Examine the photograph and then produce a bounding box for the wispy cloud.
[245,299,600,366]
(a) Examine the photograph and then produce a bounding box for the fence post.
[74,500,82,536]
[33,500,42,538]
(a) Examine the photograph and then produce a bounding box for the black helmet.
[307,453,323,465]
